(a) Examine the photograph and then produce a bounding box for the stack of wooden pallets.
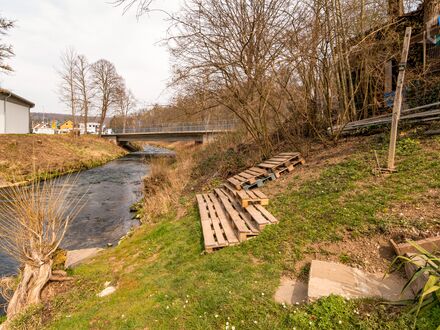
[196,152,305,252]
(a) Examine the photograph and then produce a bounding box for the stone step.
[307,260,413,302]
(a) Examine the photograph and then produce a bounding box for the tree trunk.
[6,261,52,320]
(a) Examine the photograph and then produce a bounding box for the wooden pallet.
[227,167,270,190]
[196,193,240,252]
[258,152,305,177]
[215,188,277,231]
[214,188,260,236]
[223,183,269,208]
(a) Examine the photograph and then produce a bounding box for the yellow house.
[51,120,58,129]
[59,120,74,130]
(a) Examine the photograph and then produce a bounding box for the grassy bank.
[6,135,440,329]
[0,134,127,186]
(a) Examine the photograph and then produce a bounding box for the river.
[0,145,174,278]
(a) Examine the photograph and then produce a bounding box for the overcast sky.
[0,0,181,114]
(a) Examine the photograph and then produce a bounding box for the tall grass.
[143,150,194,222]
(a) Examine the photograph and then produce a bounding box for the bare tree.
[0,16,14,73]
[74,55,93,134]
[0,177,84,323]
[169,0,297,155]
[114,0,154,16]
[115,82,137,133]
[91,59,122,136]
[58,48,79,132]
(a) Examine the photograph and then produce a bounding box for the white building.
[0,89,35,134]
[32,123,57,135]
[79,122,101,134]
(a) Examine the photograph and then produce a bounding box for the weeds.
[143,149,194,222]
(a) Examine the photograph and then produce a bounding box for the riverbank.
[0,135,127,187]
[4,133,440,329]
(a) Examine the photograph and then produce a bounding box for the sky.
[0,0,181,114]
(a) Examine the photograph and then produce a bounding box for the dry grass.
[142,148,194,222]
[0,135,126,186]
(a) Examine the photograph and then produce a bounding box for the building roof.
[0,88,35,108]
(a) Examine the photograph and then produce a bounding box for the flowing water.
[0,145,174,283]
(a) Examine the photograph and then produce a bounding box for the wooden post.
[423,31,427,71]
[384,61,393,94]
[387,27,412,172]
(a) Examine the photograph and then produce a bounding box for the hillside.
[10,133,440,329]
[0,135,126,186]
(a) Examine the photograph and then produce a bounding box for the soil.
[292,234,396,276]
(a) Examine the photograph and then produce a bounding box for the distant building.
[79,122,101,134]
[32,123,57,135]
[0,89,35,134]
[59,120,74,133]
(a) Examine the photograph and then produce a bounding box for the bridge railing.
[106,121,239,134]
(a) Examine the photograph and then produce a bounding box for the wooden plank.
[390,237,440,256]
[252,189,268,200]
[204,195,227,247]
[214,189,250,241]
[207,193,239,245]
[227,176,243,190]
[216,189,259,234]
[221,189,260,234]
[245,205,270,230]
[255,204,278,224]
[278,152,300,157]
[246,169,264,176]
[238,171,254,180]
[247,190,258,199]
[387,27,412,171]
[249,167,267,175]
[235,174,251,182]
[196,195,218,249]
[270,156,296,161]
[258,162,278,169]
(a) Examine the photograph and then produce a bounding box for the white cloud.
[0,0,181,114]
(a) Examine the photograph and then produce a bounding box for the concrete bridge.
[102,122,237,146]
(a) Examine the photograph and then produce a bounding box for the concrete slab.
[308,260,412,302]
[274,277,308,305]
[65,248,103,269]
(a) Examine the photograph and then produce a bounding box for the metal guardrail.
[105,121,239,135]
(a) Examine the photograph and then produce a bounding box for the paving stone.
[308,260,412,302]
[274,277,308,305]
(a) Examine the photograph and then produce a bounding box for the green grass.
[9,137,440,329]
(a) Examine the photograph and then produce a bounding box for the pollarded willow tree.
[0,177,84,323]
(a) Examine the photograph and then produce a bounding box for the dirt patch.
[293,234,396,276]
[377,188,440,242]
[41,279,74,302]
